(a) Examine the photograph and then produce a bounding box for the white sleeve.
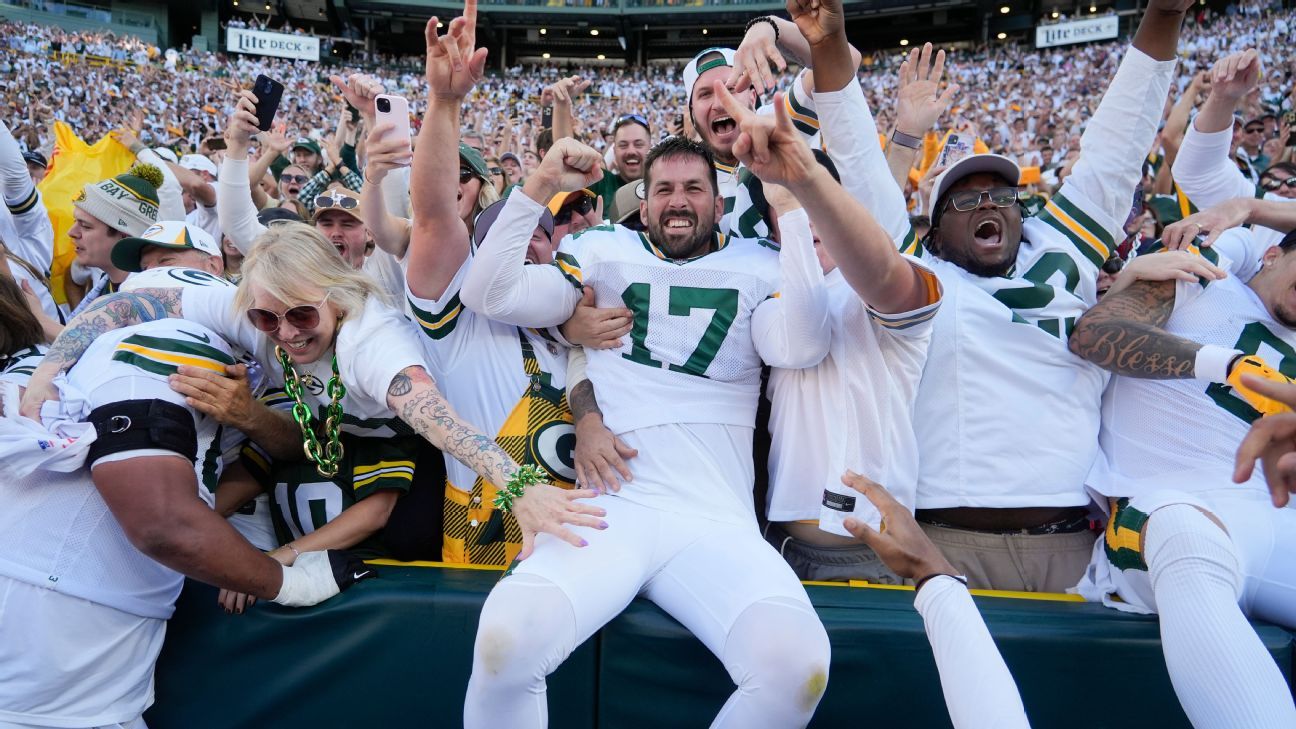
[914,577,1032,729]
[1060,47,1177,244]
[864,256,942,341]
[565,345,589,391]
[1172,124,1257,211]
[382,166,412,220]
[459,190,583,328]
[750,208,830,369]
[0,119,35,212]
[179,285,261,355]
[338,302,426,408]
[137,148,186,223]
[0,121,51,274]
[813,80,910,245]
[217,156,268,254]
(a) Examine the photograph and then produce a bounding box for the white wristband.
[1194,345,1243,384]
[272,551,340,607]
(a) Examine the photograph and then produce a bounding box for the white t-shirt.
[179,286,426,438]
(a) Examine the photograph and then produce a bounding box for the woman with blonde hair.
[20,222,603,606]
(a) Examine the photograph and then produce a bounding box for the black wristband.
[744,16,780,45]
[890,129,923,150]
[914,573,968,595]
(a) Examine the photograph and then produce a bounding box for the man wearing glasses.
[908,0,1191,593]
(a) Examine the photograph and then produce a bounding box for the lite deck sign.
[1035,16,1119,48]
[226,28,320,62]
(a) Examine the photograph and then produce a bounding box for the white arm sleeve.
[1171,124,1257,210]
[459,190,583,328]
[217,156,268,254]
[565,345,589,391]
[751,208,830,369]
[814,80,910,245]
[915,577,1031,729]
[1062,48,1177,243]
[0,119,34,210]
[137,148,186,223]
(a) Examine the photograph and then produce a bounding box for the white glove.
[272,550,372,607]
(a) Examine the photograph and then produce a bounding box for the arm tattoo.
[391,366,517,486]
[1068,279,1199,379]
[568,379,602,421]
[387,372,413,397]
[44,288,182,372]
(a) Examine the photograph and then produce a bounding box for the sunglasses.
[280,174,308,185]
[459,168,476,184]
[1262,175,1296,191]
[1245,126,1265,134]
[555,194,595,225]
[314,192,359,210]
[613,113,650,134]
[490,167,504,175]
[942,186,1020,214]
[246,298,328,333]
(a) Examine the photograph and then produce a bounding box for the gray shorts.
[763,522,902,585]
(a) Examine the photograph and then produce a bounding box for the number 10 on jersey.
[620,283,739,379]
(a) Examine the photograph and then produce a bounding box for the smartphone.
[541,105,553,130]
[374,94,413,166]
[205,136,227,151]
[251,74,284,132]
[937,132,974,169]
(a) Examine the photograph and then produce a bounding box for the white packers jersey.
[553,225,789,524]
[913,199,1109,509]
[1089,231,1292,499]
[558,224,781,433]
[407,255,574,496]
[179,286,426,439]
[0,319,229,619]
[767,261,941,533]
[0,344,47,388]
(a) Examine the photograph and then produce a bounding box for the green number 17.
[620,283,739,378]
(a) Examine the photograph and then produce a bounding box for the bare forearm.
[360,177,412,256]
[1131,4,1188,61]
[1194,95,1237,135]
[240,404,303,461]
[38,288,180,375]
[151,503,283,597]
[805,25,856,92]
[1242,198,1296,231]
[410,99,463,224]
[553,102,574,141]
[568,379,602,422]
[388,368,517,487]
[886,143,918,192]
[1069,280,1199,378]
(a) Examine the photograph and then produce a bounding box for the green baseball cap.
[291,138,322,155]
[459,142,491,184]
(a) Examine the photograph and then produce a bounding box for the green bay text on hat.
[73,164,161,236]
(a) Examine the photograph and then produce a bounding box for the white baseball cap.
[179,153,219,178]
[111,220,222,272]
[682,47,736,100]
[929,154,1022,218]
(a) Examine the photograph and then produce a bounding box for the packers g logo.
[166,268,232,287]
[532,421,576,483]
[300,373,326,396]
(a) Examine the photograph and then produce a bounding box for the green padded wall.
[148,565,1294,728]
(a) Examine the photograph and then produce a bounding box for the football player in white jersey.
[1068,225,1296,727]
[752,1,939,582]
[402,9,579,565]
[20,221,602,570]
[903,0,1193,593]
[0,318,367,728]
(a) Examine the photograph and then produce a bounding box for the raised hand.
[529,137,605,201]
[838,471,957,581]
[424,0,487,102]
[511,484,606,559]
[548,75,591,107]
[329,72,384,125]
[223,89,260,155]
[786,0,844,48]
[261,121,291,156]
[1210,49,1262,104]
[364,120,414,183]
[729,18,786,95]
[714,81,817,188]
[895,42,959,137]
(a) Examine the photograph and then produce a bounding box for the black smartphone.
[252,74,284,132]
[541,105,553,129]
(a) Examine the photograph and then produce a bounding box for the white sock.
[1146,504,1296,729]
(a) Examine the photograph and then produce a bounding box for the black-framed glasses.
[555,193,595,224]
[613,113,650,134]
[490,166,504,176]
[280,174,308,185]
[314,191,359,210]
[942,186,1020,214]
[246,298,328,333]
[459,168,476,184]
[1262,175,1296,191]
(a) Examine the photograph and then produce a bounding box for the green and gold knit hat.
[73,163,161,236]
